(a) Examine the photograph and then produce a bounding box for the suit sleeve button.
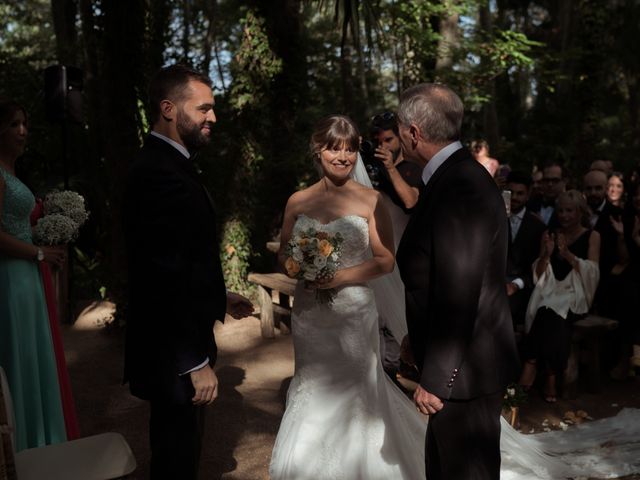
[447,382,453,387]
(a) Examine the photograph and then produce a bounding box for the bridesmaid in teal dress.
[0,99,67,451]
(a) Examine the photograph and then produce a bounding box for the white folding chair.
[0,367,136,480]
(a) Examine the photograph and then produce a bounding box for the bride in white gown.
[269,114,640,480]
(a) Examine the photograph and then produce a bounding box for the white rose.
[292,248,304,262]
[303,270,317,281]
[313,255,327,269]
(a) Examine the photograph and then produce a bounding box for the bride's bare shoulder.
[285,182,322,215]
[351,182,381,204]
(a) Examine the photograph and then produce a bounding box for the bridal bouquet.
[33,190,89,245]
[284,228,344,304]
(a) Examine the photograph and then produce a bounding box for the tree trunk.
[479,3,500,152]
[51,0,79,65]
[101,0,148,300]
[435,8,458,71]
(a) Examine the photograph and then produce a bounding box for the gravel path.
[64,301,640,479]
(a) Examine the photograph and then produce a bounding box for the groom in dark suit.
[123,65,252,479]
[396,83,519,480]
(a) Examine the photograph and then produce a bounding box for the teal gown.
[0,166,66,451]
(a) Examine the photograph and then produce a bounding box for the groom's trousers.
[149,400,206,480]
[425,391,502,480]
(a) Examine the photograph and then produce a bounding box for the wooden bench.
[248,272,297,339]
[564,314,619,398]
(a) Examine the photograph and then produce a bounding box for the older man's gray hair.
[397,83,464,144]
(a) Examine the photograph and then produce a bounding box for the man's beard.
[177,109,211,152]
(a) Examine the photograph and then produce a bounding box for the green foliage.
[230,10,283,111]
[2,0,639,308]
[220,218,255,297]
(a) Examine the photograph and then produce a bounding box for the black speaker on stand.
[44,65,84,324]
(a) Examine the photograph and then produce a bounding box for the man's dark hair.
[506,170,532,188]
[148,64,212,124]
[370,111,399,138]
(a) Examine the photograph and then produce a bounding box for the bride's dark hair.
[310,115,360,159]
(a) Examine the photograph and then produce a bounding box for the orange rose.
[298,238,310,247]
[316,232,329,240]
[318,239,334,257]
[285,257,301,277]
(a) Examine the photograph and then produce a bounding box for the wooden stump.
[256,285,275,339]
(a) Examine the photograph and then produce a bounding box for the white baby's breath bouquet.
[43,190,89,226]
[33,190,89,245]
[284,227,344,304]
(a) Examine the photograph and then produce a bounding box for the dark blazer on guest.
[397,147,519,400]
[507,209,546,324]
[123,134,227,405]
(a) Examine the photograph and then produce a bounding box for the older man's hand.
[413,385,443,415]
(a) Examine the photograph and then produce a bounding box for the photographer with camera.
[363,111,423,250]
[361,111,423,385]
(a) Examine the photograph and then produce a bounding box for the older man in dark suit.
[123,65,252,479]
[396,83,519,480]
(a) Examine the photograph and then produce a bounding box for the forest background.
[1,0,639,309]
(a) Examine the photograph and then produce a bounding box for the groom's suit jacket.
[397,147,519,400]
[123,134,227,404]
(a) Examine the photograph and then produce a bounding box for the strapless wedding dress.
[269,215,640,480]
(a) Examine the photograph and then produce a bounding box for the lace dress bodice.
[0,167,35,243]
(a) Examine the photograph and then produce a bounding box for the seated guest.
[519,190,600,402]
[607,171,625,208]
[583,169,629,314]
[529,160,566,227]
[620,183,640,371]
[505,171,546,329]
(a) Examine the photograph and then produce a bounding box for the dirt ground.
[64,301,640,480]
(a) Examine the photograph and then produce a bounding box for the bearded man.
[123,64,252,479]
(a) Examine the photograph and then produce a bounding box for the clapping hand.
[226,291,254,319]
[556,232,568,256]
[540,231,555,259]
[610,215,624,236]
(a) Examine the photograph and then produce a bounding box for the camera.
[359,140,382,188]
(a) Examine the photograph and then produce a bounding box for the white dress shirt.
[421,141,463,186]
[510,207,526,242]
[150,130,190,159]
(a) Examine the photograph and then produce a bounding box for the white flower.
[292,247,304,262]
[303,270,318,281]
[33,214,79,245]
[313,255,327,269]
[43,190,90,227]
[507,388,515,397]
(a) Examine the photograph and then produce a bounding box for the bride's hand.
[310,271,342,290]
